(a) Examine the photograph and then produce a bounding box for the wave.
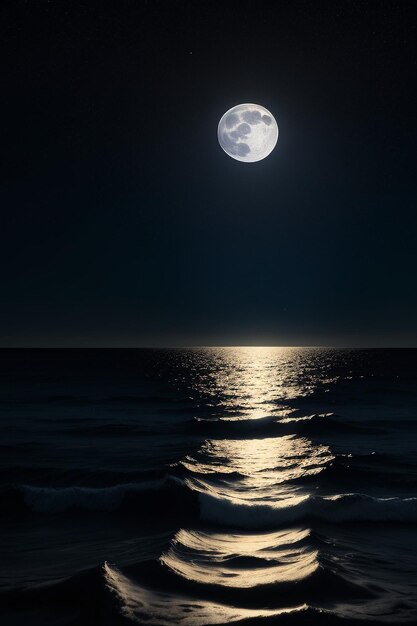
[0,476,200,518]
[4,475,417,526]
[160,527,318,587]
[192,414,279,427]
[157,556,373,606]
[2,560,409,626]
[278,413,375,435]
[21,480,166,513]
[299,460,417,490]
[190,413,372,438]
[199,492,417,528]
[104,562,310,625]
[1,479,187,516]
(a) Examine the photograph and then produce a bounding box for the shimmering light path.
[3,348,417,624]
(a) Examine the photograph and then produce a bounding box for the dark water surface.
[1,348,416,625]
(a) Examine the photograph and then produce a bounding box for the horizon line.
[0,345,416,350]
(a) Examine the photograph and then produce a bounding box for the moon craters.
[225,113,239,128]
[241,110,262,125]
[231,123,251,140]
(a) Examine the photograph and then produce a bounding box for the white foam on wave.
[199,492,417,528]
[104,562,307,625]
[22,479,165,513]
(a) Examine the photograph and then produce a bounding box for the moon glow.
[218,103,278,163]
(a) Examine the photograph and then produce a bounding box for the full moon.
[218,103,278,163]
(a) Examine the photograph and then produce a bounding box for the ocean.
[0,347,416,625]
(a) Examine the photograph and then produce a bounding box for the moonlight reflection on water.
[165,348,334,592]
[5,348,417,624]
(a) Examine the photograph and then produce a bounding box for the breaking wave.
[199,492,417,528]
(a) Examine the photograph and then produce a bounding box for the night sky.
[1,0,416,346]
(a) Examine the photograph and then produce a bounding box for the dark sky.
[1,0,416,346]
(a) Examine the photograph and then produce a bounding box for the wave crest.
[200,492,417,528]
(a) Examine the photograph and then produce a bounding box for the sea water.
[1,348,416,624]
